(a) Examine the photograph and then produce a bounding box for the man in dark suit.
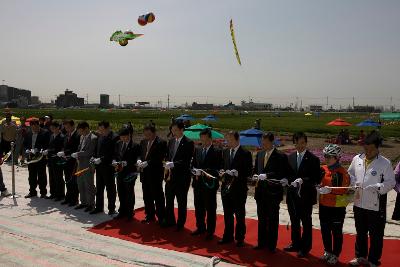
[253,132,290,252]
[163,121,194,231]
[90,121,118,215]
[138,123,167,224]
[219,131,253,247]
[114,126,141,221]
[23,119,50,198]
[59,120,80,206]
[191,128,222,240]
[45,121,65,201]
[284,132,322,258]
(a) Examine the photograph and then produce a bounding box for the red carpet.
[89,208,400,266]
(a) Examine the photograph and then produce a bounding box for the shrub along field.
[8,108,400,138]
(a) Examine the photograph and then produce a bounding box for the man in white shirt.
[348,131,395,267]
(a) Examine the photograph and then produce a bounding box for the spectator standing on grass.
[391,161,400,220]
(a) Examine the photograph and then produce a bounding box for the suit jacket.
[63,130,80,156]
[254,148,290,201]
[114,140,141,179]
[287,150,322,205]
[96,131,118,166]
[76,132,98,169]
[47,133,65,158]
[23,128,50,152]
[167,135,194,185]
[140,136,167,182]
[221,146,253,196]
[191,144,222,191]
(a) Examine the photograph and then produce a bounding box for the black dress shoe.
[175,226,183,232]
[61,200,69,205]
[114,213,125,219]
[268,248,277,254]
[24,193,37,198]
[74,204,87,210]
[84,206,94,212]
[297,251,308,258]
[68,202,78,207]
[218,239,233,245]
[54,197,64,202]
[283,244,299,252]
[108,210,117,215]
[191,229,205,236]
[205,234,214,240]
[253,244,266,250]
[236,241,245,248]
[89,209,103,215]
[40,195,47,198]
[45,195,54,199]
[141,217,155,224]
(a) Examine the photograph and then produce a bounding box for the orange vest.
[319,165,351,207]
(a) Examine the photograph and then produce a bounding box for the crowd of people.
[0,111,399,267]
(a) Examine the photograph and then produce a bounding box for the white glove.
[231,169,238,177]
[219,169,225,177]
[112,160,118,166]
[225,170,233,176]
[94,158,102,165]
[364,183,383,192]
[141,161,148,168]
[318,186,332,195]
[164,161,174,169]
[192,168,202,176]
[71,152,78,159]
[57,151,65,157]
[121,161,127,167]
[291,178,303,188]
[42,150,48,156]
[136,160,142,166]
[280,178,289,187]
[25,149,31,154]
[31,148,38,154]
[258,173,267,181]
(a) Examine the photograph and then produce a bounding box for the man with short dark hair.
[23,119,50,198]
[45,121,65,200]
[191,128,222,240]
[219,131,252,247]
[163,121,194,231]
[90,121,118,215]
[253,132,290,252]
[138,123,167,224]
[284,132,321,258]
[114,125,141,221]
[73,121,97,212]
[60,120,80,206]
[348,131,395,267]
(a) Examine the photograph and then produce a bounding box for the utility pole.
[326,96,329,110]
[86,94,89,105]
[167,94,170,110]
[352,96,355,109]
[118,94,121,108]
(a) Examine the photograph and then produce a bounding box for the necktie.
[297,153,302,170]
[173,139,179,159]
[264,151,270,168]
[202,148,207,163]
[121,142,126,156]
[145,140,152,159]
[230,149,235,166]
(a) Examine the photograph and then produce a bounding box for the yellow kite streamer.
[230,19,242,66]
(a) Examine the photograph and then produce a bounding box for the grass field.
[7,108,400,138]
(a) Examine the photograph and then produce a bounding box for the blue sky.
[1,0,399,108]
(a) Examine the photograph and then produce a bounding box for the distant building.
[99,94,110,108]
[0,85,32,106]
[191,102,214,110]
[241,100,273,110]
[31,96,41,105]
[309,105,323,112]
[55,89,84,108]
[224,101,236,110]
[352,105,379,113]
